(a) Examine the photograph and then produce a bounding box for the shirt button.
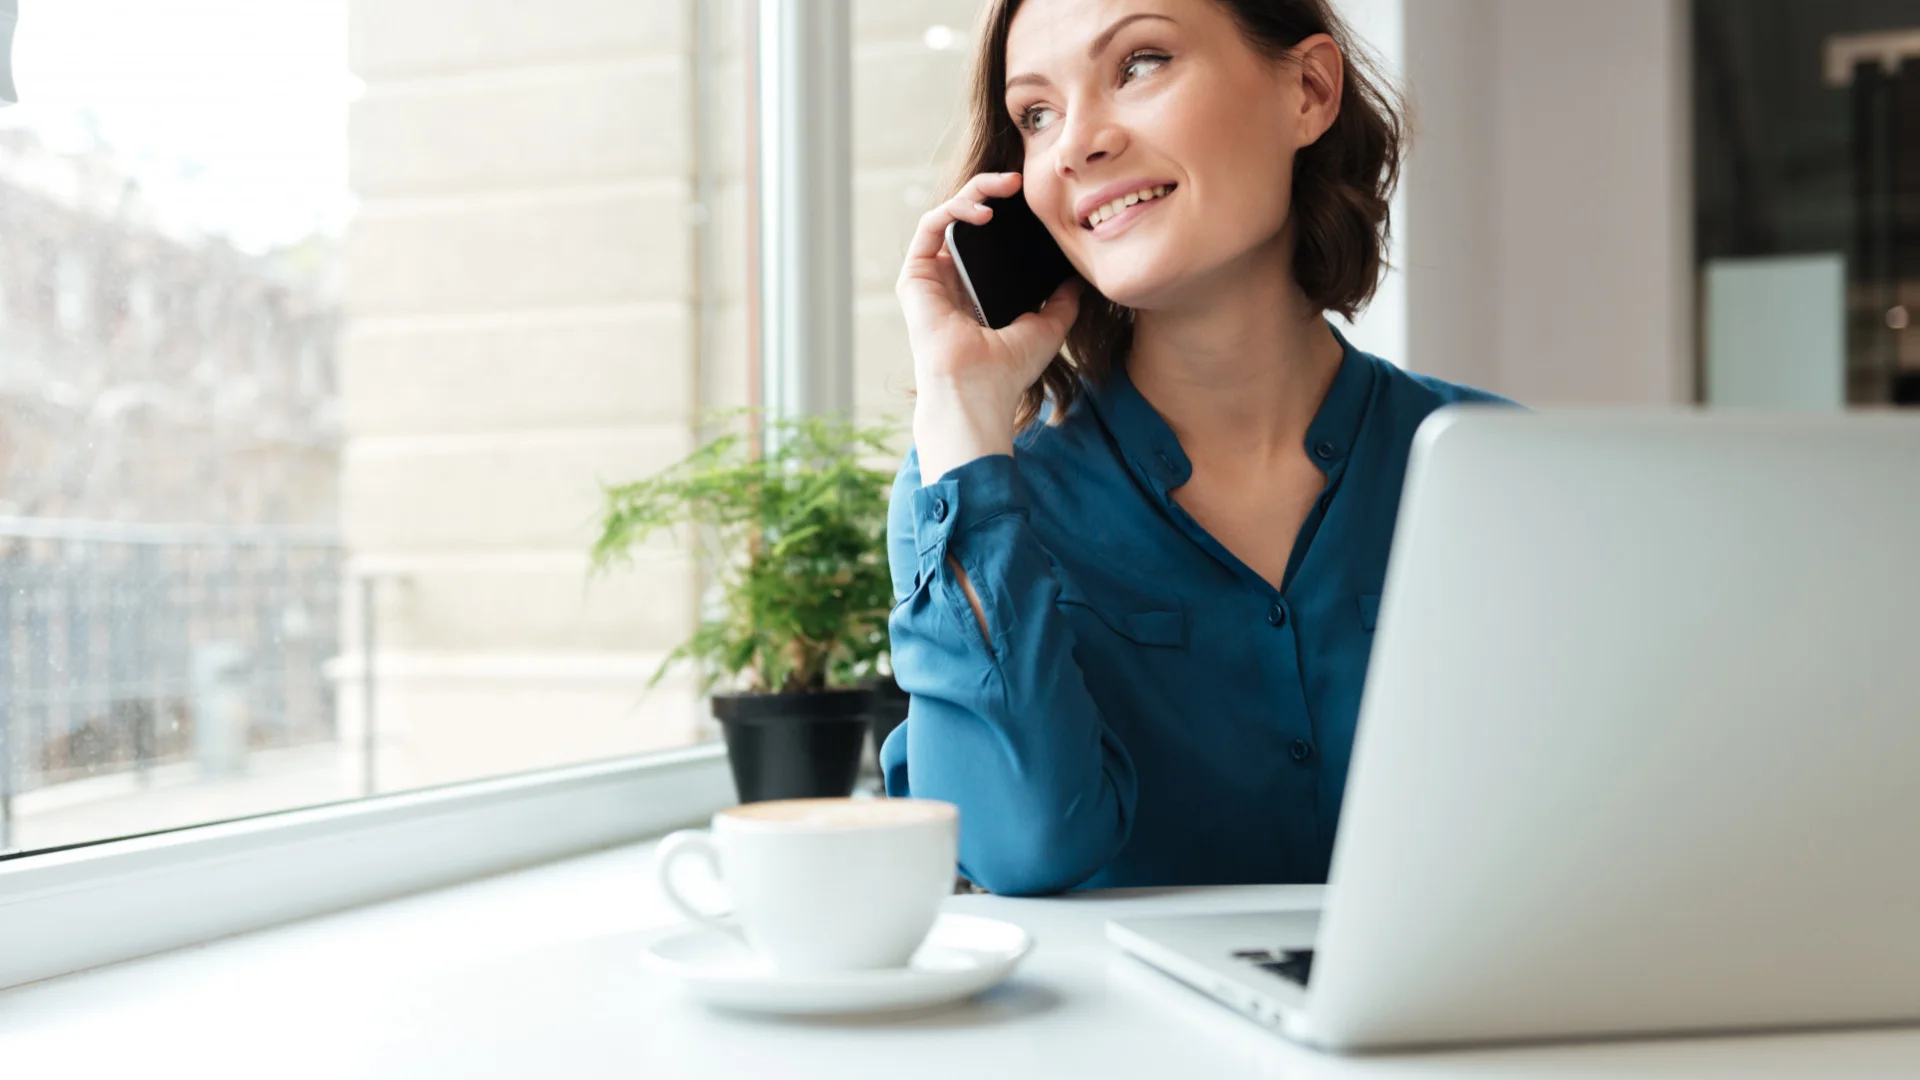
[1313,441,1336,462]
[1267,603,1287,627]
[1290,739,1313,764]
[930,497,949,522]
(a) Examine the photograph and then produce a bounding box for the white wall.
[1402,0,1694,405]
[1331,0,1407,366]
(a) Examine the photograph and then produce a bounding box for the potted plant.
[592,413,897,803]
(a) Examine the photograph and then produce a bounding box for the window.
[0,0,964,860]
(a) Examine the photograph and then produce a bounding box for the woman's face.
[1002,0,1339,310]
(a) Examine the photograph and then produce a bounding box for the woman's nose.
[1053,106,1124,175]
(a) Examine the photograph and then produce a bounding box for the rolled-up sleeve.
[879,449,1138,896]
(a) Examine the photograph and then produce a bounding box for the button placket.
[1259,599,1317,773]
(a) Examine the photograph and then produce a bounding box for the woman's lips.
[1085,187,1173,240]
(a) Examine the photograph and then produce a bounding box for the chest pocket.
[1358,593,1381,632]
[1056,578,1187,649]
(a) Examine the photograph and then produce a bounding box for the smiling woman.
[884,0,1513,896]
[978,0,1404,431]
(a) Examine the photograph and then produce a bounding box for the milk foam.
[722,797,954,829]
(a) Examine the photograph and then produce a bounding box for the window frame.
[0,744,732,991]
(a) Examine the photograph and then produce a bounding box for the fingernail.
[975,202,990,212]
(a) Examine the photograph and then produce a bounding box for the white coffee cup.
[654,797,960,973]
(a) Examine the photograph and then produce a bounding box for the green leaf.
[591,410,902,693]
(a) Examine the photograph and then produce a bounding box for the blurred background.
[0,0,1913,854]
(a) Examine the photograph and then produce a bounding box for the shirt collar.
[1084,351,1191,490]
[1306,322,1376,475]
[1084,319,1378,491]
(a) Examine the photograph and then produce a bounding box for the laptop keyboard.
[1234,948,1314,986]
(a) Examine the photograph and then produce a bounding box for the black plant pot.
[712,689,874,804]
[865,674,910,768]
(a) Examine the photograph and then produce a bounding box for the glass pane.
[0,0,751,854]
[1693,0,1920,406]
[849,2,979,427]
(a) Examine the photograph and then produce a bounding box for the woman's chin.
[1085,266,1184,312]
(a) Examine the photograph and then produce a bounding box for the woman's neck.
[1125,241,1346,467]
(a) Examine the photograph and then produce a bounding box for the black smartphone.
[944,189,1075,330]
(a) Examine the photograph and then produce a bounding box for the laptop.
[1108,410,1920,1053]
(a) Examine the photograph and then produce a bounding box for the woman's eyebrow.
[1004,12,1177,93]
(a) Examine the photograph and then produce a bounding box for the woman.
[883,0,1509,896]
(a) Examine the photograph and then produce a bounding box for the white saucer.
[641,913,1033,1015]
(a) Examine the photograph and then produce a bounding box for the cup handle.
[654,829,744,943]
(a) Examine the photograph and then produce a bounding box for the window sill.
[0,743,734,991]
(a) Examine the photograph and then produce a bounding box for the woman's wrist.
[914,383,1018,485]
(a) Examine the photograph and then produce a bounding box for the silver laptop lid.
[1305,410,1920,1051]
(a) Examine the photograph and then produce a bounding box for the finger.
[902,199,984,263]
[902,192,998,263]
[955,170,1023,204]
[1034,276,1084,330]
[900,173,1022,263]
[895,238,971,313]
[999,276,1084,356]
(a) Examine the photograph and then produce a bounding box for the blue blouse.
[880,326,1510,896]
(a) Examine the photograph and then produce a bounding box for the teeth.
[1086,185,1173,228]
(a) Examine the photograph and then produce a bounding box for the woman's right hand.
[896,171,1082,485]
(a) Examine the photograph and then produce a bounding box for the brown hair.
[952,0,1407,433]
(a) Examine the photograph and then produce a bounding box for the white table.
[6,838,1920,1078]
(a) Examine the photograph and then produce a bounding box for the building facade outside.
[0,126,341,527]
[0,124,344,847]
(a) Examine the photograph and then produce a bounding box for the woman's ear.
[1288,33,1345,146]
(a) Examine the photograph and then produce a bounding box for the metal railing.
[0,518,342,848]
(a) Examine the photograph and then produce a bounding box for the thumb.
[1000,276,1084,360]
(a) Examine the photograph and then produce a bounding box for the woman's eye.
[1019,105,1057,133]
[1121,51,1169,83]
